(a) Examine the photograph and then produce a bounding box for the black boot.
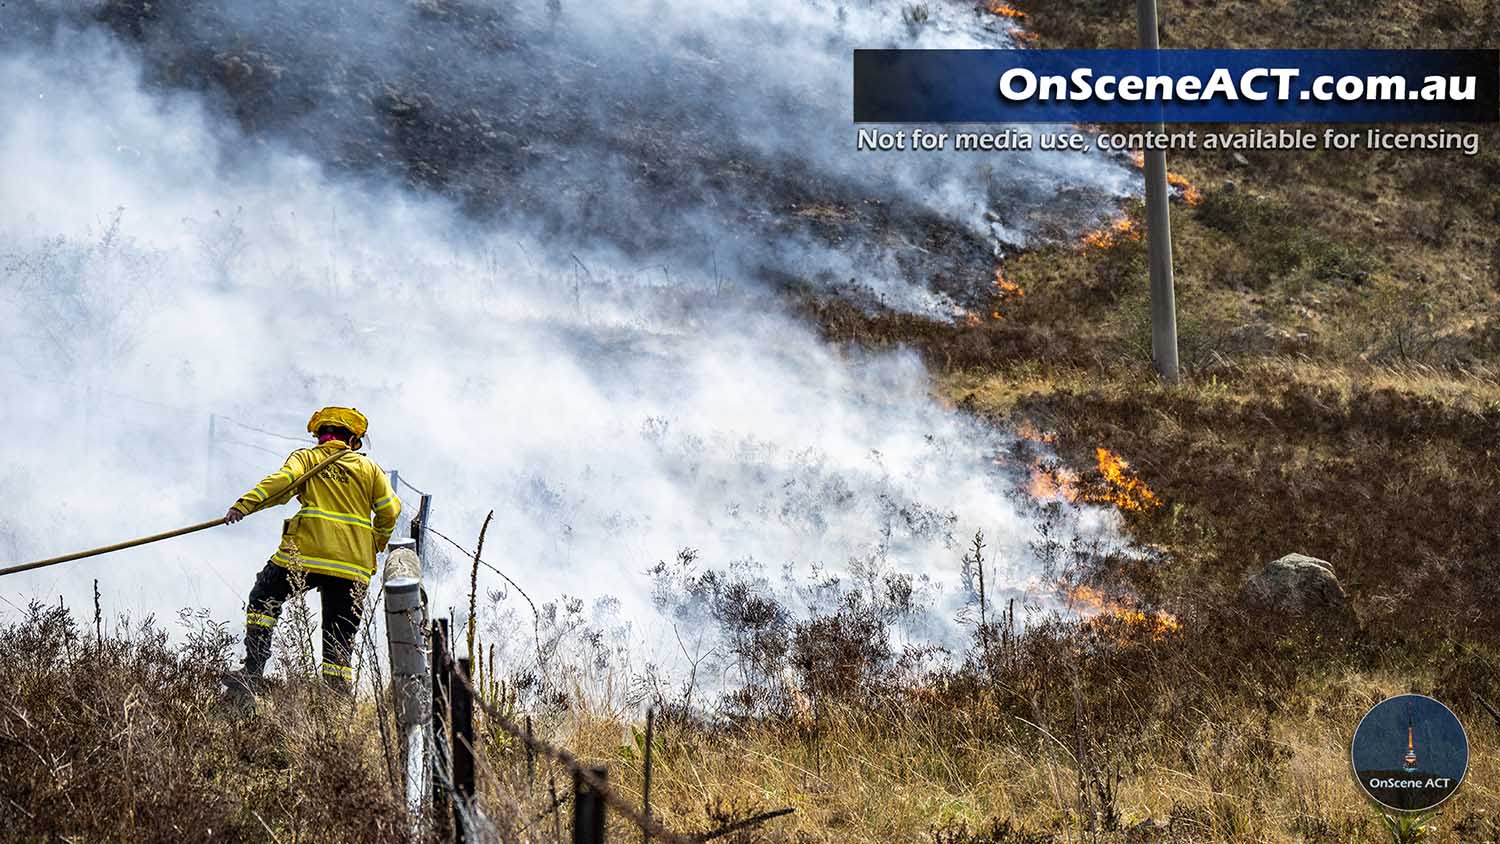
[223,625,274,706]
[242,623,274,679]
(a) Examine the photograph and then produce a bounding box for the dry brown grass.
[9,3,1500,841]
[984,0,1500,373]
[0,602,413,843]
[488,607,1500,844]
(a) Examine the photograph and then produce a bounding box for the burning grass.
[946,356,1500,637]
[11,2,1498,841]
[983,0,1028,20]
[1079,216,1142,251]
[1124,149,1203,205]
[989,265,1026,320]
[1089,447,1160,512]
[1063,584,1180,638]
[1008,437,1160,515]
[1166,171,1202,205]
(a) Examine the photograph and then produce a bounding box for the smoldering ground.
[1,4,1134,689]
[9,0,1136,309]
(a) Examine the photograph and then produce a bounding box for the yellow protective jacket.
[231,441,401,584]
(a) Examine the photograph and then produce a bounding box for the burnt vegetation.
[4,0,1500,840]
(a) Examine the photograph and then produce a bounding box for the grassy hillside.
[793,0,1500,839]
[7,1,1500,842]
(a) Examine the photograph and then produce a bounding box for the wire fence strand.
[424,523,549,684]
[368,479,792,844]
[447,664,701,844]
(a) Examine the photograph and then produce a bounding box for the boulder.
[1240,553,1356,626]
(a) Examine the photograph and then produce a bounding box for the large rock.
[1240,553,1356,626]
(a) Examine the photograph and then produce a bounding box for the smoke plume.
[0,2,1133,684]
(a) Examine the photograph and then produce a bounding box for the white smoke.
[0,10,1130,685]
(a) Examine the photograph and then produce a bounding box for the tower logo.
[1351,694,1468,812]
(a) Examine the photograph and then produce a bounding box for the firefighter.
[222,406,401,697]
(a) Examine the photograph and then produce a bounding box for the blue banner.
[853,50,1499,123]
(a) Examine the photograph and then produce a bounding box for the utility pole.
[1136,0,1180,382]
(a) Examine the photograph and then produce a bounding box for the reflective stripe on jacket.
[232,441,402,583]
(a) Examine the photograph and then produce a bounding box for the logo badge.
[1351,694,1468,812]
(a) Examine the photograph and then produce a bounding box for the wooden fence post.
[573,765,608,844]
[525,715,535,788]
[452,657,476,843]
[641,708,654,844]
[431,618,452,839]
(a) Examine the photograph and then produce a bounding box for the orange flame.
[1167,172,1202,205]
[1012,425,1077,500]
[1087,447,1161,511]
[1011,438,1161,517]
[988,265,1024,320]
[1028,464,1078,501]
[1125,150,1202,205]
[1080,216,1141,250]
[1064,584,1180,638]
[994,267,1024,298]
[1013,421,1056,444]
[984,0,1027,19]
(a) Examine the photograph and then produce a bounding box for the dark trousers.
[243,561,365,684]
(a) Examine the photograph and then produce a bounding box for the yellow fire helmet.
[307,406,369,444]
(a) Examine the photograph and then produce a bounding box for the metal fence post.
[573,766,608,844]
[383,538,429,821]
[412,493,434,560]
[452,658,476,843]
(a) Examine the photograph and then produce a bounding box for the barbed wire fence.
[380,476,795,844]
[0,373,794,841]
[64,397,801,844]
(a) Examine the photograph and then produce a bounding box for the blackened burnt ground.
[27,0,1127,311]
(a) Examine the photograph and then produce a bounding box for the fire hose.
[0,446,351,579]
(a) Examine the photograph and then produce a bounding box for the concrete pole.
[1136,0,1180,382]
[383,539,430,819]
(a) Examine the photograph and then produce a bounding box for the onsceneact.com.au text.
[997,68,1480,103]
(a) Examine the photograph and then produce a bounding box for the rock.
[1240,553,1356,626]
[1228,152,1250,168]
[1221,179,1238,193]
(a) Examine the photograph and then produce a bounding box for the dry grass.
[0,602,413,843]
[15,594,1500,843]
[8,2,1500,841]
[983,0,1500,372]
